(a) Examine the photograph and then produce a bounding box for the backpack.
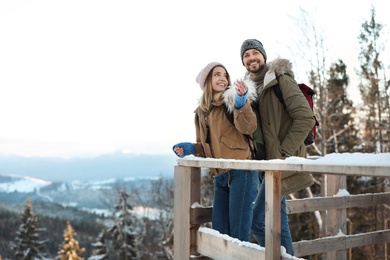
[273,83,319,146]
[223,103,266,160]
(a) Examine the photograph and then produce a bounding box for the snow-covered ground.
[0,174,51,193]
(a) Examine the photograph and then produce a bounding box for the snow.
[79,206,163,219]
[198,227,305,260]
[191,202,205,208]
[336,229,346,236]
[334,189,350,197]
[183,152,390,166]
[82,207,112,217]
[296,153,390,166]
[131,206,162,220]
[88,256,107,260]
[0,174,51,193]
[199,227,265,251]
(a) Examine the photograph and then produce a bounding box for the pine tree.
[322,60,356,153]
[87,231,108,260]
[108,190,141,260]
[148,177,175,259]
[357,5,390,153]
[57,221,85,260]
[13,198,48,260]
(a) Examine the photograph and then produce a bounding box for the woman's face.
[211,66,228,93]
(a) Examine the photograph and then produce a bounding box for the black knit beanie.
[240,39,267,64]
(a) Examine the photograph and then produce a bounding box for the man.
[240,38,316,255]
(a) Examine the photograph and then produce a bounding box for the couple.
[172,39,316,256]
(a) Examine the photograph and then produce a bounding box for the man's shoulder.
[268,58,294,78]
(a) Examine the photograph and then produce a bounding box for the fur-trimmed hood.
[263,58,294,86]
[223,79,257,113]
[267,58,294,77]
[243,58,295,87]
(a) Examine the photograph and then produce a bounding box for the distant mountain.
[0,152,178,181]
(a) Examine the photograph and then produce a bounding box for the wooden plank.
[294,235,346,257]
[174,166,201,260]
[293,229,390,257]
[345,229,390,248]
[265,170,281,260]
[187,192,390,225]
[286,192,390,214]
[196,227,266,260]
[345,192,390,207]
[287,196,345,213]
[191,207,212,225]
[189,192,390,224]
[176,157,390,177]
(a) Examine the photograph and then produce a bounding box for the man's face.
[243,49,265,73]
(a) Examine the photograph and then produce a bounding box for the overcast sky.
[0,0,388,158]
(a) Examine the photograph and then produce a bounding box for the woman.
[172,62,259,242]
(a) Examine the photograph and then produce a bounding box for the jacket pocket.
[221,135,247,150]
[281,172,314,195]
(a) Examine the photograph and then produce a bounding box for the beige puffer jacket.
[193,80,258,176]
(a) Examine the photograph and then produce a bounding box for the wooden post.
[174,165,201,260]
[265,170,281,260]
[321,174,328,237]
[326,174,347,260]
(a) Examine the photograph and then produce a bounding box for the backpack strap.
[223,104,256,158]
[223,104,253,142]
[273,84,286,107]
[223,104,235,126]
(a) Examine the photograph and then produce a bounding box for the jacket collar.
[245,58,295,88]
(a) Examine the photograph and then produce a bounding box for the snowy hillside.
[0,173,167,214]
[0,174,52,193]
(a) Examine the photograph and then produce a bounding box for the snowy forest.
[0,177,177,260]
[1,5,390,260]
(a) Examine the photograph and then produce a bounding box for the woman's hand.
[235,80,248,96]
[234,80,249,109]
[173,146,184,157]
[172,142,195,158]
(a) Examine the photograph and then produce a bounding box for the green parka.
[246,58,316,195]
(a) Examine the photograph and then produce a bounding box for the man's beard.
[248,63,265,74]
[248,63,269,91]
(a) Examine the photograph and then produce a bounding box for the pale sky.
[0,0,388,158]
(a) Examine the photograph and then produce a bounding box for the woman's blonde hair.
[199,65,231,112]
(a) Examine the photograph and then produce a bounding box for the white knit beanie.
[196,62,226,91]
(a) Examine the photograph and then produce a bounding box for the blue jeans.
[212,169,260,242]
[251,172,294,255]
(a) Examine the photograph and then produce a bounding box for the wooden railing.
[173,154,390,260]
